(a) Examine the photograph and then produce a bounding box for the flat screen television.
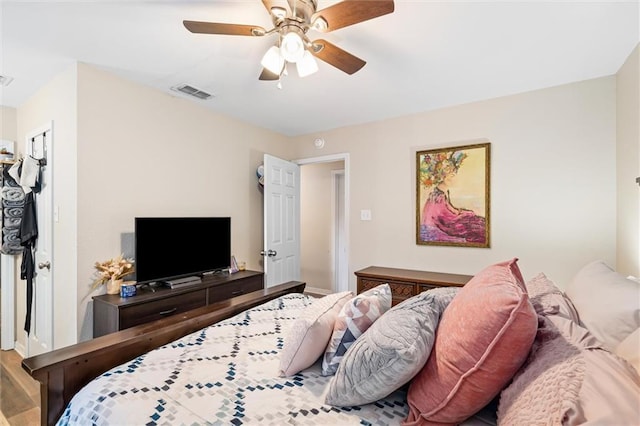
[135,217,231,284]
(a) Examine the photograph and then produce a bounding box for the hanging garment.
[10,159,41,335]
[18,156,40,194]
[1,165,25,255]
[9,157,41,194]
[20,191,37,334]
[5,156,43,334]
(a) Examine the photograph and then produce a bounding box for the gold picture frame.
[416,142,490,247]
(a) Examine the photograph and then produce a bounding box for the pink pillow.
[279,291,353,376]
[525,272,580,322]
[499,314,640,425]
[404,258,537,425]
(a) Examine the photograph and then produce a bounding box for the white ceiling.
[1,1,638,136]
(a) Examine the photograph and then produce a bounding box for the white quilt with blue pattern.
[58,294,409,425]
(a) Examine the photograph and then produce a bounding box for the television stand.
[93,270,265,337]
[162,276,202,289]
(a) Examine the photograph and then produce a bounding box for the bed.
[23,260,640,425]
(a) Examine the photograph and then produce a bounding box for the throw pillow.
[525,272,580,322]
[279,291,353,377]
[322,283,392,376]
[325,286,459,407]
[499,314,640,425]
[404,258,537,426]
[566,260,640,351]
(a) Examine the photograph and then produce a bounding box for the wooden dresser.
[355,266,473,305]
[92,270,263,337]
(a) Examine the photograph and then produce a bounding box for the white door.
[263,154,300,287]
[26,123,54,356]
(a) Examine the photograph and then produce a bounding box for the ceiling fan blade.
[183,20,266,36]
[311,39,366,75]
[312,0,394,32]
[259,68,281,81]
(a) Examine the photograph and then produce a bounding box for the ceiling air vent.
[0,75,14,87]
[170,84,213,100]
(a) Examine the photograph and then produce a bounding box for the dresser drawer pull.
[159,308,177,316]
[231,290,243,296]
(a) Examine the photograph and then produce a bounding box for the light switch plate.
[360,209,372,221]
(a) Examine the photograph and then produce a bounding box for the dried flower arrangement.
[91,254,135,291]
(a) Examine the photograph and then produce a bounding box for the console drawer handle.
[159,308,177,316]
[231,290,243,296]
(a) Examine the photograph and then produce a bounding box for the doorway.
[296,154,349,295]
[0,123,54,355]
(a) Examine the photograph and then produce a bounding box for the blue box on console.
[120,283,137,298]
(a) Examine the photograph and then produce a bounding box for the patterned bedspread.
[58,293,409,425]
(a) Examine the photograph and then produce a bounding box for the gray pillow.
[325,286,459,406]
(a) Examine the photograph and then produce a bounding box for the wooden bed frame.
[22,281,306,426]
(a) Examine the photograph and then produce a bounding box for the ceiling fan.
[183,0,395,81]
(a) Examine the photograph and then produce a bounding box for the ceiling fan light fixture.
[280,31,305,63]
[311,17,328,31]
[261,45,285,75]
[271,6,287,19]
[296,50,318,77]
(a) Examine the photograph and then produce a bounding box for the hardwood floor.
[0,350,40,426]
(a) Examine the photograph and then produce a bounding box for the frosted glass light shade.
[281,32,305,63]
[296,51,318,77]
[261,46,284,75]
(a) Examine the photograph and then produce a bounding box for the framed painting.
[416,142,490,247]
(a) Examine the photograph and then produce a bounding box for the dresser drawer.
[359,278,414,305]
[119,289,206,329]
[418,284,437,293]
[207,275,263,303]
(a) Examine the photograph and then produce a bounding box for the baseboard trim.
[14,340,26,358]
[304,286,333,297]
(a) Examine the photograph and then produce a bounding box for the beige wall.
[300,161,344,292]
[291,77,617,289]
[1,107,17,141]
[75,64,290,341]
[616,43,640,277]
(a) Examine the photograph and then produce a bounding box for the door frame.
[1,254,16,350]
[295,153,350,293]
[331,169,347,293]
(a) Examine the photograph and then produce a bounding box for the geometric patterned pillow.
[321,284,392,376]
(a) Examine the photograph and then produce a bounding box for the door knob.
[260,250,277,257]
[38,261,51,270]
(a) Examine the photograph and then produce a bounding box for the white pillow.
[566,260,640,351]
[279,291,353,376]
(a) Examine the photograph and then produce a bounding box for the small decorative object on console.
[120,282,137,298]
[91,254,135,295]
[230,255,239,273]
